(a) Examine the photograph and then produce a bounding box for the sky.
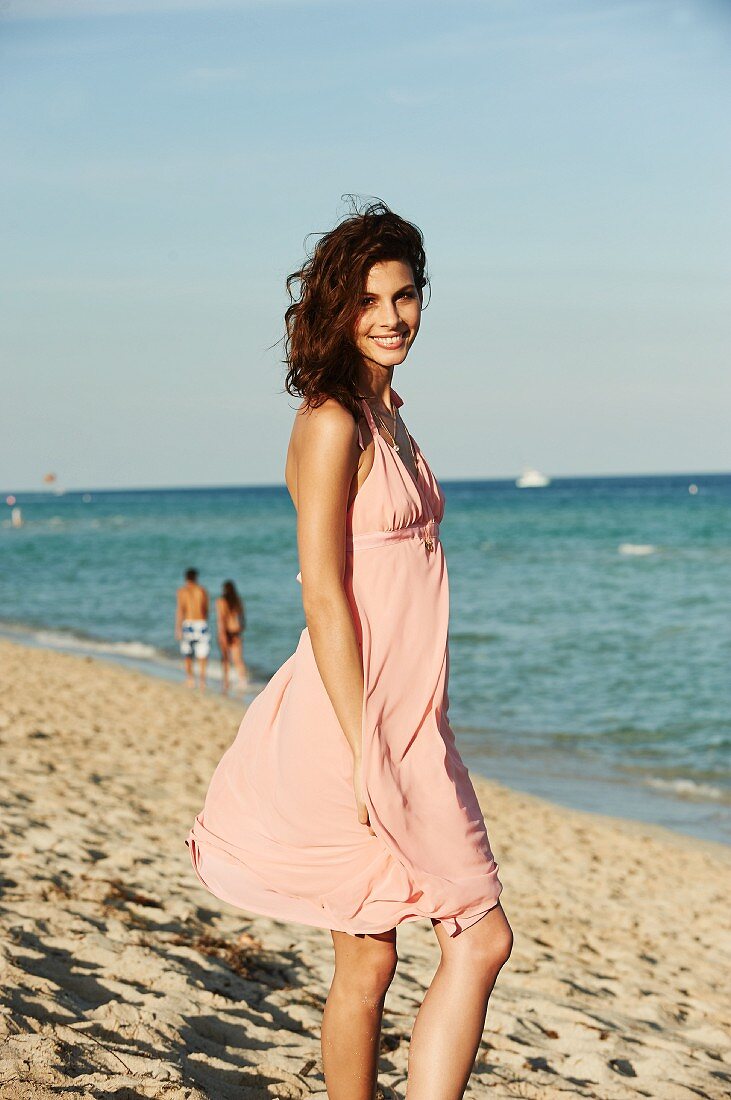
[1,0,730,491]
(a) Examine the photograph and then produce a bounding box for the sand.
[0,637,729,1099]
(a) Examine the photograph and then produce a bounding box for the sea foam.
[618,543,657,556]
[644,776,726,803]
[34,630,159,661]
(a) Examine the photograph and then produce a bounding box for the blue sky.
[1,0,729,490]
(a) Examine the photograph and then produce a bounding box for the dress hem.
[187,834,502,939]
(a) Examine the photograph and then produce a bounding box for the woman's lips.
[370,334,407,349]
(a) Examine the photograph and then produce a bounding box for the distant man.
[175,568,210,689]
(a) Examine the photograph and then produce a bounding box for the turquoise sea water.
[2,475,729,843]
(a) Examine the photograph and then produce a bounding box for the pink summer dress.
[187,389,503,937]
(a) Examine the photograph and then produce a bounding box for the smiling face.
[354,259,422,370]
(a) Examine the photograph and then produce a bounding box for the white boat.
[516,467,550,489]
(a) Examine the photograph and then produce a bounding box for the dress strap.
[356,420,366,451]
[359,396,378,435]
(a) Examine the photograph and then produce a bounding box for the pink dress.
[187,390,503,937]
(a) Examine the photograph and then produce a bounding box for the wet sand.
[1,638,729,1098]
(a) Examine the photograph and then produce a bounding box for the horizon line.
[3,469,729,497]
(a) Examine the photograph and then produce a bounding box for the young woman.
[215,579,248,693]
[188,200,512,1099]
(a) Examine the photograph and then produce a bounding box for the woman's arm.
[294,400,374,834]
[215,597,227,648]
[174,588,184,641]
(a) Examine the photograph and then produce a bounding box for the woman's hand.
[352,755,376,835]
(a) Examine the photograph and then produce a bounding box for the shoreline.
[1,637,729,1098]
[2,619,728,848]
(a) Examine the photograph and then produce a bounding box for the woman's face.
[354,259,421,369]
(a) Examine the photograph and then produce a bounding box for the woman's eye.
[361,297,375,307]
[399,291,415,300]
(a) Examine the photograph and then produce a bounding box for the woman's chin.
[359,344,412,369]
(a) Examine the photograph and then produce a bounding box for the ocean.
[2,474,729,845]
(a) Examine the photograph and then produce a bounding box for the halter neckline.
[359,392,425,502]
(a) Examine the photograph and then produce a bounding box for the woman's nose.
[375,299,401,327]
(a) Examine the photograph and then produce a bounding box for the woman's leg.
[322,928,398,1099]
[219,643,230,693]
[230,636,249,685]
[406,902,513,1100]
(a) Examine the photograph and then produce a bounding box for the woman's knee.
[356,944,398,1000]
[373,946,399,993]
[332,935,398,1002]
[449,907,514,975]
[489,919,514,970]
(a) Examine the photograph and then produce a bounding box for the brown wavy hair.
[284,197,429,420]
[221,579,243,617]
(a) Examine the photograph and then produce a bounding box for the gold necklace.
[370,406,418,468]
[357,393,418,466]
[370,407,397,448]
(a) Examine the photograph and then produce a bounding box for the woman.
[188,200,513,1098]
[215,579,248,693]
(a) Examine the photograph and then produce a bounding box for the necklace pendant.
[393,443,400,452]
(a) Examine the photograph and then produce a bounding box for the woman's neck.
[358,368,396,414]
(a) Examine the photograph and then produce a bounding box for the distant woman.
[215,580,248,692]
[189,200,512,1098]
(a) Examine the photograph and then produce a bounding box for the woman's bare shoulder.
[291,397,358,448]
[285,398,359,506]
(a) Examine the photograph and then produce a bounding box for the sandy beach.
[1,637,729,1099]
